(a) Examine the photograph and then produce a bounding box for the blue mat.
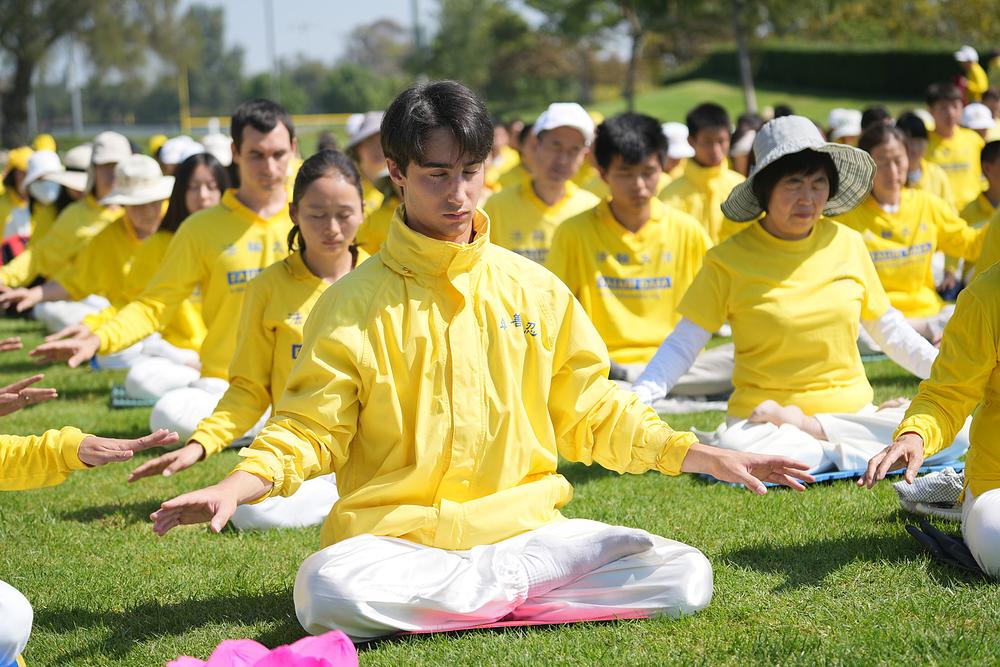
[699,461,964,488]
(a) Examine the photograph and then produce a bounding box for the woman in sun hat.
[633,115,969,474]
[0,154,174,344]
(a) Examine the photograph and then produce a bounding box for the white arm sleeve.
[861,307,938,379]
[631,318,712,405]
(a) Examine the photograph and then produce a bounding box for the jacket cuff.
[59,427,92,471]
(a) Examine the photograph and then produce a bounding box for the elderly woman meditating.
[633,115,969,474]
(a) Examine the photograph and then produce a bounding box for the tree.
[0,0,183,145]
[341,19,413,79]
[181,5,246,117]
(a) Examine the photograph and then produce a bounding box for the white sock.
[519,526,654,597]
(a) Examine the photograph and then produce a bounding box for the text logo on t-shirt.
[498,312,538,337]
[291,343,302,359]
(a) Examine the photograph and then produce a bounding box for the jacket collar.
[381,206,490,278]
[220,188,288,225]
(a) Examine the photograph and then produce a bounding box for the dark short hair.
[857,123,906,154]
[861,105,892,131]
[231,99,295,152]
[593,112,667,170]
[925,82,962,107]
[896,111,929,141]
[982,140,1000,166]
[751,149,840,212]
[984,87,1000,103]
[686,102,730,137]
[381,80,493,174]
[161,152,232,233]
[773,104,795,118]
[736,112,764,132]
[288,149,363,253]
[518,122,534,147]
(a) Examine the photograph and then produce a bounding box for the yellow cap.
[32,133,56,152]
[148,134,168,157]
[7,146,33,173]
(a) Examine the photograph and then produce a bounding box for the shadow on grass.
[721,533,985,590]
[557,461,618,487]
[33,589,300,660]
[58,499,160,525]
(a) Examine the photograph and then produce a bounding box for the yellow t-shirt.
[233,208,696,550]
[53,216,142,305]
[29,202,58,241]
[658,161,746,244]
[355,193,399,255]
[83,230,207,352]
[833,190,985,318]
[547,199,711,364]
[927,128,986,210]
[94,189,293,379]
[190,250,365,456]
[911,159,956,211]
[497,163,530,191]
[485,145,521,191]
[679,219,891,418]
[895,262,1000,496]
[484,180,600,263]
[0,195,121,287]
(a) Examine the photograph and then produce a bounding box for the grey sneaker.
[894,468,965,522]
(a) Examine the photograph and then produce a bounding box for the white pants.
[963,488,1000,579]
[124,355,202,400]
[148,376,270,443]
[32,294,109,333]
[858,305,955,354]
[0,580,32,666]
[230,474,340,531]
[294,518,713,642]
[701,405,971,474]
[97,333,201,373]
[620,344,734,395]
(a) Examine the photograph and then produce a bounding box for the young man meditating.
[149,81,812,642]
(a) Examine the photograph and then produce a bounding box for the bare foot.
[748,400,828,440]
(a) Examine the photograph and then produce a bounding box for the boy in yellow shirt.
[32,99,296,442]
[925,81,986,211]
[149,80,812,642]
[862,261,1000,578]
[658,103,746,244]
[547,112,732,397]
[484,103,600,263]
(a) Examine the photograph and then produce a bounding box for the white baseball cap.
[533,103,595,146]
[22,150,64,190]
[661,122,695,159]
[962,103,996,130]
[346,111,384,150]
[159,136,204,166]
[954,45,979,63]
[829,108,863,140]
[201,133,233,166]
[100,154,174,206]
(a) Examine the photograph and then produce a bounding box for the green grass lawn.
[1,316,994,666]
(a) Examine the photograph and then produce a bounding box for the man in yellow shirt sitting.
[547,112,732,399]
[896,111,955,209]
[925,81,986,211]
[658,103,746,244]
[955,45,990,103]
[149,80,812,642]
[957,140,1000,282]
[484,102,600,263]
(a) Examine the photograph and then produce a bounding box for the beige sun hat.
[99,154,174,206]
[721,115,876,222]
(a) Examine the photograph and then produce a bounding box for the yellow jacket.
[658,161,746,244]
[190,250,366,456]
[977,206,1000,275]
[54,216,142,305]
[547,198,711,364]
[355,194,399,255]
[957,192,996,281]
[83,230,207,352]
[833,190,985,318]
[233,208,696,550]
[0,427,89,491]
[0,196,121,287]
[927,128,986,210]
[93,189,293,379]
[484,180,600,263]
[895,262,1000,496]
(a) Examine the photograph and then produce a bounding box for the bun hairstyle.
[287,149,363,253]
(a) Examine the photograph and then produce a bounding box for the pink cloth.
[168,630,357,667]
